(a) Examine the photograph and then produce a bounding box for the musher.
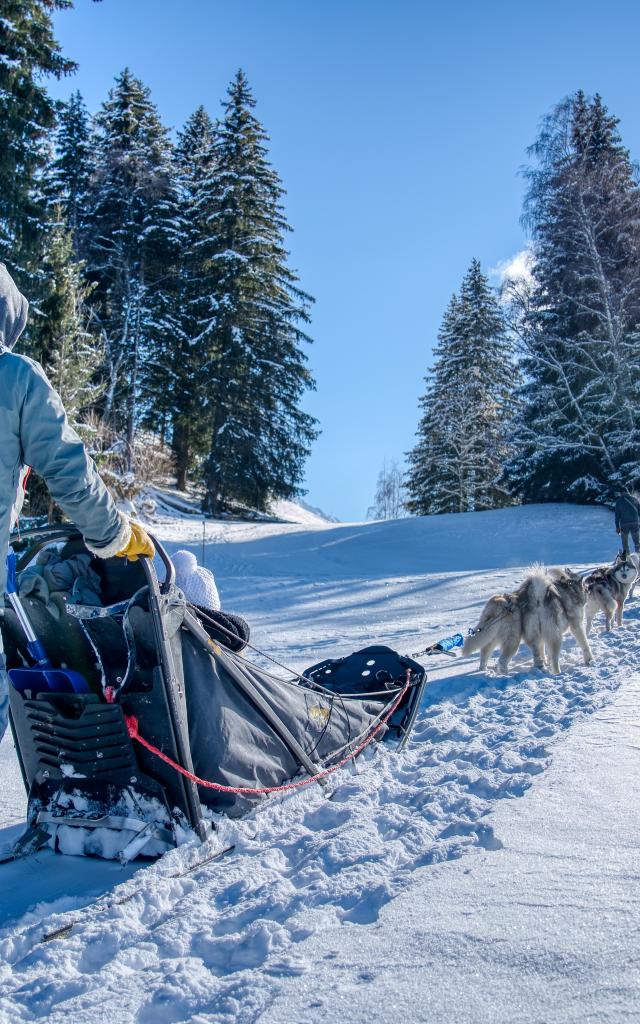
[0,262,154,742]
[614,487,640,556]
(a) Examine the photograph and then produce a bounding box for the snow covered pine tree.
[23,214,105,518]
[199,71,318,514]
[406,260,516,515]
[84,69,182,474]
[48,90,94,253]
[0,0,74,268]
[152,106,220,491]
[40,215,104,435]
[505,92,640,502]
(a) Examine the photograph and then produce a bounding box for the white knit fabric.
[172,549,221,611]
[84,512,131,560]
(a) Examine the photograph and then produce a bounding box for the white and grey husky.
[629,552,640,597]
[584,553,639,633]
[464,566,592,675]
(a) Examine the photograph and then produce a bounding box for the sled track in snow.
[0,604,636,1024]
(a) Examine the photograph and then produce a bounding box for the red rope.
[124,671,411,796]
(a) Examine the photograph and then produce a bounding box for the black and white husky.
[584,553,639,633]
[464,566,592,675]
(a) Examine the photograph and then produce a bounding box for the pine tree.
[41,216,104,429]
[406,295,463,515]
[506,92,640,502]
[21,213,104,519]
[200,71,318,513]
[0,0,75,269]
[20,90,93,369]
[456,260,517,510]
[49,90,93,248]
[150,105,218,490]
[84,69,181,471]
[406,261,516,515]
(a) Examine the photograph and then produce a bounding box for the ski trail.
[0,609,634,1024]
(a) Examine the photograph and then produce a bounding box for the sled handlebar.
[148,533,175,594]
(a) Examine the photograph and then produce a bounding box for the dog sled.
[2,526,426,862]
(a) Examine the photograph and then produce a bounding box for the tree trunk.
[174,420,190,491]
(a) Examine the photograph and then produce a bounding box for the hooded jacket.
[0,264,130,598]
[614,492,640,531]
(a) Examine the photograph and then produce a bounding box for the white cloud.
[490,247,535,291]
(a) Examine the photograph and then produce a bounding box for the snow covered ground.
[0,503,639,1023]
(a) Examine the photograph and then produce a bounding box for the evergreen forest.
[405,91,640,516]
[1,1,317,516]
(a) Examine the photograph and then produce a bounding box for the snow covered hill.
[270,498,339,525]
[140,486,338,528]
[0,503,638,1024]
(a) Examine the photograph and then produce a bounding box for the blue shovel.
[6,548,90,695]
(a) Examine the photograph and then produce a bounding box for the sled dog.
[584,553,638,633]
[464,566,592,675]
[627,551,640,598]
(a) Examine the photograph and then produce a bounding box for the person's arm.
[18,359,131,557]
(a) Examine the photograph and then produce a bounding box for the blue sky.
[50,0,640,520]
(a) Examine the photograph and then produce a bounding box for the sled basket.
[3,526,426,861]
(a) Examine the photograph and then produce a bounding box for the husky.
[584,552,638,633]
[626,551,640,598]
[464,566,592,675]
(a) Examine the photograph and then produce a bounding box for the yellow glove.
[116,521,155,562]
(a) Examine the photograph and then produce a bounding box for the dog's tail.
[526,573,549,606]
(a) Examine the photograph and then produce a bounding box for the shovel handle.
[6,547,17,595]
[7,592,50,665]
[6,549,52,668]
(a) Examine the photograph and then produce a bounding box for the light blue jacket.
[0,264,130,601]
[0,264,131,738]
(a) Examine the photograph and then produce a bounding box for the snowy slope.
[0,503,638,1024]
[270,498,339,525]
[140,487,337,528]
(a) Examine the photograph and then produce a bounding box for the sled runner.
[3,526,426,862]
